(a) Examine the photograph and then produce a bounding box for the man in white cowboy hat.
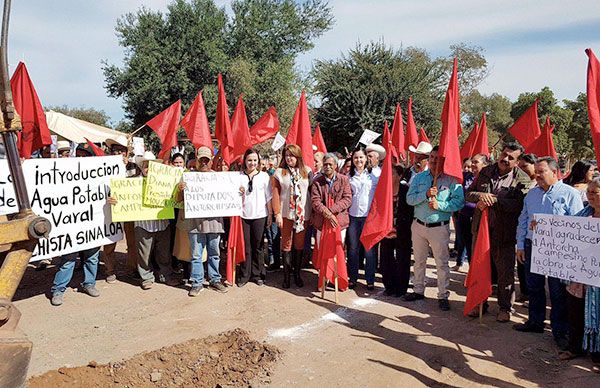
[108,151,177,290]
[56,140,71,158]
[102,135,139,283]
[407,141,433,184]
[365,143,386,178]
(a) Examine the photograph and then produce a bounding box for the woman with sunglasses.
[271,144,312,288]
[238,148,273,286]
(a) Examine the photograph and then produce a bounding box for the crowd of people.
[20,135,600,372]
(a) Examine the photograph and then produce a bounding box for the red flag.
[317,202,349,291]
[286,91,315,169]
[460,122,479,161]
[10,62,52,158]
[525,116,557,160]
[146,100,182,160]
[360,130,394,251]
[473,112,490,156]
[85,138,105,156]
[438,58,463,183]
[390,103,406,161]
[249,106,280,145]
[226,216,245,285]
[404,96,419,151]
[312,123,327,153]
[230,95,252,164]
[464,208,492,316]
[586,48,600,164]
[180,91,212,150]
[215,73,234,165]
[381,121,398,162]
[507,99,541,149]
[418,127,430,144]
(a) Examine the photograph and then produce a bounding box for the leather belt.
[415,218,449,228]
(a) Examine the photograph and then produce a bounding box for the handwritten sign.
[0,156,126,261]
[531,213,600,287]
[183,171,242,218]
[143,161,183,208]
[357,129,380,146]
[110,177,175,222]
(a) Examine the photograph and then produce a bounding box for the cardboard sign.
[110,177,174,222]
[143,161,183,208]
[0,156,126,261]
[183,171,242,218]
[531,213,600,287]
[357,129,380,146]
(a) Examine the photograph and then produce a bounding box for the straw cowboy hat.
[408,141,433,156]
[134,151,162,166]
[366,143,386,160]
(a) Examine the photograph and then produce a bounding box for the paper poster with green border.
[110,177,174,222]
[143,161,183,208]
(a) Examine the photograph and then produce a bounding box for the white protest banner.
[0,156,126,261]
[183,171,242,218]
[357,129,380,146]
[132,137,145,156]
[271,132,286,151]
[143,161,183,208]
[531,213,600,287]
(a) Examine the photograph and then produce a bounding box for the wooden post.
[478,303,483,324]
[232,246,237,287]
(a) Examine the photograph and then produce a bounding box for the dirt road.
[12,243,599,387]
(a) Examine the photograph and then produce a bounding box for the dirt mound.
[28,329,280,387]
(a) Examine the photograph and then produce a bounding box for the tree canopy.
[103,0,333,149]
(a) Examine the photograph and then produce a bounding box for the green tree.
[46,105,111,127]
[509,87,574,158]
[103,0,333,152]
[461,90,512,148]
[564,93,596,160]
[312,41,488,149]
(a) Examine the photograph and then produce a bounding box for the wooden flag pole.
[333,255,339,305]
[478,303,483,324]
[232,246,237,287]
[320,270,326,299]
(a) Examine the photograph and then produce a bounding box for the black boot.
[292,249,304,288]
[282,251,291,289]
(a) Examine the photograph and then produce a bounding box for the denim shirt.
[406,171,464,223]
[516,181,584,249]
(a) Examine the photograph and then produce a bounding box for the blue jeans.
[347,216,376,284]
[51,247,100,295]
[265,220,281,266]
[189,232,221,285]
[524,239,568,338]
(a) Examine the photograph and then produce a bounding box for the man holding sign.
[514,157,583,350]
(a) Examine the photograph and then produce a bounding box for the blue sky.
[8,0,600,125]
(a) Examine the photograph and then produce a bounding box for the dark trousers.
[239,217,267,283]
[490,239,516,312]
[380,238,399,293]
[517,261,528,297]
[265,219,281,266]
[567,292,585,354]
[454,213,472,265]
[525,239,568,338]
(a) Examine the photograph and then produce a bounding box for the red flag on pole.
[586,48,600,164]
[249,106,280,145]
[85,138,105,156]
[391,103,406,161]
[180,91,212,150]
[286,91,314,169]
[460,122,479,161]
[215,74,234,165]
[438,58,463,183]
[525,116,557,160]
[10,62,52,158]
[360,127,394,251]
[418,127,430,144]
[230,95,252,163]
[146,100,182,160]
[473,112,490,156]
[404,96,418,151]
[317,197,349,291]
[464,208,492,316]
[381,121,398,162]
[226,216,245,285]
[312,123,327,153]
[507,99,541,149]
